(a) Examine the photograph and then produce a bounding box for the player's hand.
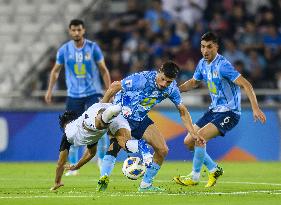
[64,164,77,171]
[45,90,52,104]
[190,132,205,146]
[50,183,64,191]
[253,108,266,124]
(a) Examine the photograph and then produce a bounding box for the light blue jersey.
[194,54,241,114]
[114,71,182,121]
[56,39,104,97]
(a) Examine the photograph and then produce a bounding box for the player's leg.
[204,111,240,187]
[97,137,121,192]
[139,124,167,192]
[65,97,84,176]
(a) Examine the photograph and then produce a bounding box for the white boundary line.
[1,189,281,199]
[1,178,280,187]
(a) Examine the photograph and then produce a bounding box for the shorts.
[127,116,154,140]
[196,109,240,136]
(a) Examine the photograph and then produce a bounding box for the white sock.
[192,172,200,181]
[101,105,121,123]
[140,181,151,188]
[209,167,217,173]
[125,140,139,153]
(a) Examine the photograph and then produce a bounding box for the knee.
[156,145,169,158]
[184,136,194,151]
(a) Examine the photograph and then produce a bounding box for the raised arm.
[177,104,205,145]
[179,78,201,93]
[45,64,63,104]
[234,75,266,123]
[101,81,122,103]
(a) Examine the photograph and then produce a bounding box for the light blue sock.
[68,145,79,165]
[142,162,160,184]
[193,146,206,173]
[97,134,110,160]
[204,152,217,171]
[100,155,116,176]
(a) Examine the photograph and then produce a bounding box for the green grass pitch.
[0,162,281,205]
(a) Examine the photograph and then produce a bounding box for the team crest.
[151,91,158,97]
[85,52,91,60]
[213,71,218,78]
[125,80,132,87]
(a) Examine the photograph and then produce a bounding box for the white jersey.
[65,103,130,146]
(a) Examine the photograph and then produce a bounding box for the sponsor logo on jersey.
[122,106,132,117]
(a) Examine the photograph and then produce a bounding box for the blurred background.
[0,0,280,162]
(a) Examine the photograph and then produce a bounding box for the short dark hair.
[59,110,78,130]
[69,19,85,28]
[160,61,180,78]
[201,32,218,44]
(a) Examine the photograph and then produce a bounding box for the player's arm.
[65,144,97,171]
[97,59,111,90]
[177,104,205,145]
[50,149,68,191]
[179,78,201,93]
[45,64,63,104]
[101,81,122,103]
[234,75,266,123]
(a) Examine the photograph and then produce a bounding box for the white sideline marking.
[1,178,281,187]
[1,190,281,199]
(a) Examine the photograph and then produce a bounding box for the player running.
[173,32,266,187]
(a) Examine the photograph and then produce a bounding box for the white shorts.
[108,114,131,135]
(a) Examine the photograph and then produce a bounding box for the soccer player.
[50,103,131,191]
[173,32,266,187]
[45,19,111,175]
[97,61,205,192]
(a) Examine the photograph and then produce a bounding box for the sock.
[141,162,160,187]
[102,105,121,123]
[204,152,217,171]
[100,155,116,176]
[192,146,206,181]
[68,145,79,165]
[97,134,110,160]
[125,139,139,153]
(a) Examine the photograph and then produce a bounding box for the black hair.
[201,32,218,44]
[59,110,78,130]
[69,19,85,28]
[159,61,180,78]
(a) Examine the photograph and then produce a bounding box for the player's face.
[201,40,218,63]
[156,72,174,90]
[69,25,85,42]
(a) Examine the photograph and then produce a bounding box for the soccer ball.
[122,157,146,180]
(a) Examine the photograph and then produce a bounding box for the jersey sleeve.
[220,62,241,82]
[169,85,183,107]
[121,73,145,92]
[193,62,203,81]
[56,46,65,65]
[59,134,72,152]
[93,43,104,63]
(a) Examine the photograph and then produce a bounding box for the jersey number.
[140,98,156,109]
[207,81,217,94]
